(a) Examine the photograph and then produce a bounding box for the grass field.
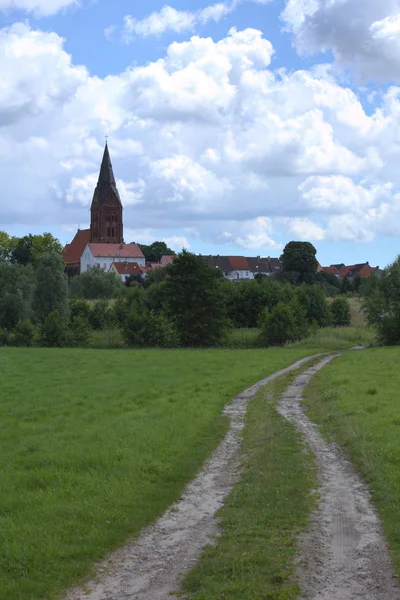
[304,347,400,579]
[183,360,320,599]
[0,346,319,600]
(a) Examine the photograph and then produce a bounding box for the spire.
[94,142,121,205]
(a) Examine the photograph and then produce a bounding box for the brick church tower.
[90,142,123,244]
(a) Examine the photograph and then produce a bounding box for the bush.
[0,328,9,346]
[89,299,114,330]
[12,320,37,347]
[69,315,92,347]
[260,300,308,346]
[39,310,69,348]
[33,252,69,323]
[122,306,178,348]
[295,284,331,327]
[69,299,91,322]
[113,286,147,325]
[330,296,351,327]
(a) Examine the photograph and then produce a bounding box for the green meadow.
[0,346,315,600]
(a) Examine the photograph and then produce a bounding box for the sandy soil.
[64,356,315,600]
[278,355,400,600]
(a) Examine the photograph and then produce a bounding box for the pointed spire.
[94,142,121,205]
[98,142,116,187]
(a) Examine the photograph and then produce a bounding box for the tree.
[363,256,400,344]
[0,231,17,262]
[11,233,63,266]
[280,241,318,284]
[33,252,69,323]
[0,262,35,329]
[69,266,124,299]
[295,284,331,327]
[137,241,176,263]
[164,250,228,347]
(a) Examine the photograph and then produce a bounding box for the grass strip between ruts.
[182,359,321,599]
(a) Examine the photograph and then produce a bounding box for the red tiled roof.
[160,255,174,265]
[111,262,142,276]
[87,243,144,259]
[228,256,249,270]
[357,267,378,278]
[339,263,368,277]
[63,229,91,265]
[147,262,165,269]
[321,266,341,275]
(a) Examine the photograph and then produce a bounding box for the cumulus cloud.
[0,0,78,16]
[1,22,400,251]
[281,0,400,82]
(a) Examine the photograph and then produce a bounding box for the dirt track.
[64,356,315,600]
[278,355,400,600]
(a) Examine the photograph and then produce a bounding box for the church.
[63,143,144,276]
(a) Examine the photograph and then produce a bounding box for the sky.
[1,0,400,267]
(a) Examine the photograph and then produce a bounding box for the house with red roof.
[81,243,145,274]
[109,261,143,282]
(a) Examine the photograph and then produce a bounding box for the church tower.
[90,143,123,244]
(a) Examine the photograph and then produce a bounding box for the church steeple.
[90,142,123,244]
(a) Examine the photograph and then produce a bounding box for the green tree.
[340,277,353,295]
[137,241,176,263]
[330,296,351,327]
[280,241,318,284]
[0,262,35,329]
[363,257,400,344]
[33,252,69,323]
[11,233,63,266]
[11,320,37,347]
[295,284,331,327]
[260,299,308,346]
[39,310,69,347]
[0,231,17,262]
[164,250,228,347]
[69,267,124,299]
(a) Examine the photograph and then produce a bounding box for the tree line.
[0,243,354,349]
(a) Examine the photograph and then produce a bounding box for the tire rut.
[278,354,400,600]
[64,355,317,600]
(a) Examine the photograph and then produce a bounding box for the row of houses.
[318,262,382,280]
[64,235,381,284]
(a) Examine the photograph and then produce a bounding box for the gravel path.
[278,354,400,600]
[64,356,316,600]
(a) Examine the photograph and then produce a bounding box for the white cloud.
[0,0,78,16]
[2,23,400,249]
[281,0,400,82]
[120,0,270,40]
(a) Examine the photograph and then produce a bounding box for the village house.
[318,262,382,280]
[202,255,281,280]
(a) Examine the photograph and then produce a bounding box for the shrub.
[69,299,91,322]
[39,310,69,348]
[89,299,114,330]
[12,320,37,347]
[69,315,92,347]
[0,328,9,346]
[295,284,331,327]
[122,306,178,348]
[330,296,351,327]
[113,286,147,325]
[260,299,308,346]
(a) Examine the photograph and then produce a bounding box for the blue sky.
[0,0,400,268]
